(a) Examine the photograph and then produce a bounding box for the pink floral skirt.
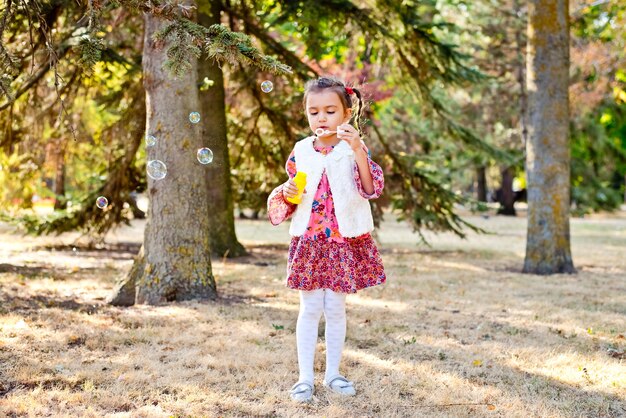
[286,233,386,293]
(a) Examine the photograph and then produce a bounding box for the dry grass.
[0,212,625,418]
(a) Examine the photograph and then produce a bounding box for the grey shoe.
[323,375,356,396]
[289,381,314,402]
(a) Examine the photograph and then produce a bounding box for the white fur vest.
[289,136,374,237]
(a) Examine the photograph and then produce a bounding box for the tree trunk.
[523,0,575,274]
[111,8,217,305]
[497,166,516,215]
[53,138,66,210]
[198,0,247,258]
[514,0,528,149]
[476,166,487,202]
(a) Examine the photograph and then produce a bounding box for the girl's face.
[306,90,352,138]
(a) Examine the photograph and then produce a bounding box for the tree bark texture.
[198,0,247,258]
[128,10,217,304]
[523,0,575,274]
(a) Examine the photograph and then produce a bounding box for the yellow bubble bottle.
[286,171,307,204]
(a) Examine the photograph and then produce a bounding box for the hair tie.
[345,87,354,95]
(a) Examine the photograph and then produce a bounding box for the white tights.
[296,288,347,385]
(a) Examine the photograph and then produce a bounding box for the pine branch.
[370,114,486,242]
[0,0,21,99]
[204,23,292,75]
[77,34,105,73]
[0,42,72,111]
[109,1,294,78]
[226,9,318,81]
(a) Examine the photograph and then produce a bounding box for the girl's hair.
[303,77,365,135]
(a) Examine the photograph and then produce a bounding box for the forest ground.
[1,210,625,417]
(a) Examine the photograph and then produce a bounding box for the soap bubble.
[96,196,108,209]
[145,134,157,147]
[197,147,214,165]
[147,160,167,180]
[260,80,273,93]
[189,112,201,124]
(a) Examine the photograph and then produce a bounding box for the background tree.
[0,2,148,235]
[569,0,626,214]
[523,0,575,274]
[108,2,291,305]
[123,9,217,304]
[197,0,247,257]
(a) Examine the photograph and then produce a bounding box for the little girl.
[267,77,386,402]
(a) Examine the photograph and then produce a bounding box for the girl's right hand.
[282,178,305,201]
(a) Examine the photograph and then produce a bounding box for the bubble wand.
[315,128,339,137]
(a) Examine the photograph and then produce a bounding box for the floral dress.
[267,140,386,293]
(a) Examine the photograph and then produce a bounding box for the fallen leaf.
[473,359,483,366]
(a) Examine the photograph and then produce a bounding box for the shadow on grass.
[0,263,103,279]
[29,242,141,261]
[0,293,101,315]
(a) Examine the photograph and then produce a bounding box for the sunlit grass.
[0,214,625,417]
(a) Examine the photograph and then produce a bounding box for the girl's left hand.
[337,123,362,152]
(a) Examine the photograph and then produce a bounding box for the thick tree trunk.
[497,166,516,215]
[523,0,575,274]
[111,9,217,305]
[476,166,487,202]
[198,0,246,258]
